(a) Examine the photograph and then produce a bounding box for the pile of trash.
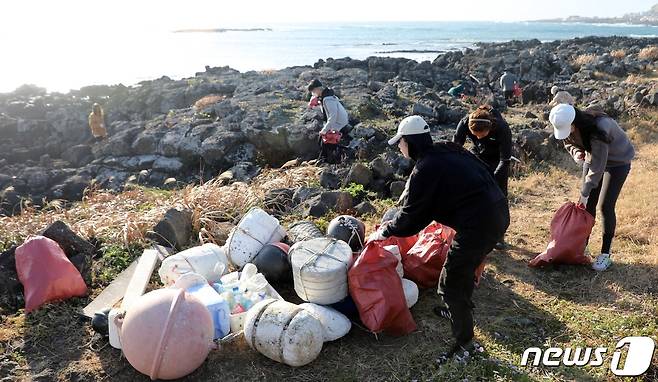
[8,206,483,380]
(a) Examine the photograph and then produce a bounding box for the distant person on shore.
[307,79,350,163]
[499,70,518,106]
[549,85,576,106]
[448,81,465,98]
[549,104,635,272]
[88,103,107,142]
[453,104,512,249]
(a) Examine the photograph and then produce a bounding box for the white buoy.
[244,299,324,367]
[300,303,351,342]
[289,238,353,305]
[158,243,229,286]
[402,278,419,308]
[224,208,286,268]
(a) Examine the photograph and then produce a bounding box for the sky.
[0,0,656,93]
[0,0,656,33]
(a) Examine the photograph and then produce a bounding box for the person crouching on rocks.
[307,79,350,164]
[549,104,635,272]
[550,85,576,106]
[88,103,108,142]
[369,115,510,363]
[453,105,512,249]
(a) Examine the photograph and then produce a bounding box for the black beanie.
[307,79,323,92]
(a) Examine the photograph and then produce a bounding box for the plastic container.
[119,288,214,380]
[299,303,351,342]
[224,208,286,268]
[158,243,229,286]
[290,238,353,305]
[244,299,324,367]
[402,278,419,308]
[173,273,230,339]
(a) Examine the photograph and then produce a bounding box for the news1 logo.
[521,336,655,376]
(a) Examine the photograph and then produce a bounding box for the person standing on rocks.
[499,70,518,106]
[307,79,350,163]
[88,103,108,141]
[549,104,635,272]
[549,85,576,106]
[369,115,510,363]
[453,104,512,249]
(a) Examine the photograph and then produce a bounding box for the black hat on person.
[307,79,323,92]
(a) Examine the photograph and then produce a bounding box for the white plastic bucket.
[290,238,353,305]
[158,243,229,286]
[224,208,286,268]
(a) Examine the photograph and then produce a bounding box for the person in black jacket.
[454,105,512,248]
[370,115,510,362]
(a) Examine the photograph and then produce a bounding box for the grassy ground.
[1,112,657,381]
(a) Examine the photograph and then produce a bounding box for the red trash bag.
[402,223,456,289]
[348,241,416,336]
[15,236,87,312]
[321,131,342,145]
[513,83,523,98]
[529,202,594,267]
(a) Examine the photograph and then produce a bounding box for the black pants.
[438,199,510,345]
[503,90,515,105]
[583,163,631,254]
[318,125,350,164]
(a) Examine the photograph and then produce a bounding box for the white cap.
[388,115,430,145]
[551,86,559,96]
[549,104,576,140]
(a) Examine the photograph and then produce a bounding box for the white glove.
[368,227,387,242]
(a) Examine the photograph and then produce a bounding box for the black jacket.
[383,143,506,238]
[453,109,512,175]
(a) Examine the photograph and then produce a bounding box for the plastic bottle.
[219,291,235,309]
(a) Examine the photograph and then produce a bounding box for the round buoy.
[326,215,366,252]
[120,289,214,380]
[252,243,292,283]
[402,278,419,308]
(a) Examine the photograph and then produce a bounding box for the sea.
[2,21,658,93]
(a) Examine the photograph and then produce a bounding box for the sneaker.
[494,241,507,250]
[592,253,612,272]
[436,341,484,365]
[432,305,451,320]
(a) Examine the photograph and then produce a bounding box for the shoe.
[432,305,451,320]
[592,253,612,272]
[436,341,484,365]
[494,241,507,250]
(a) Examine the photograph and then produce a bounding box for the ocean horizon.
[3,20,658,94]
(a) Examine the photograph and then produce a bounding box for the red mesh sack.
[15,236,87,312]
[348,241,416,336]
[529,202,594,267]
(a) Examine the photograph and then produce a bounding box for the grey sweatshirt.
[320,96,349,134]
[564,117,635,197]
[500,73,518,91]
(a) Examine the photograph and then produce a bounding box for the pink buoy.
[119,288,214,380]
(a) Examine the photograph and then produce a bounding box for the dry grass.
[572,53,597,68]
[193,94,226,111]
[610,49,626,59]
[0,165,320,248]
[638,46,658,61]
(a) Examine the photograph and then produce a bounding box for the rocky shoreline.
[1,36,657,215]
